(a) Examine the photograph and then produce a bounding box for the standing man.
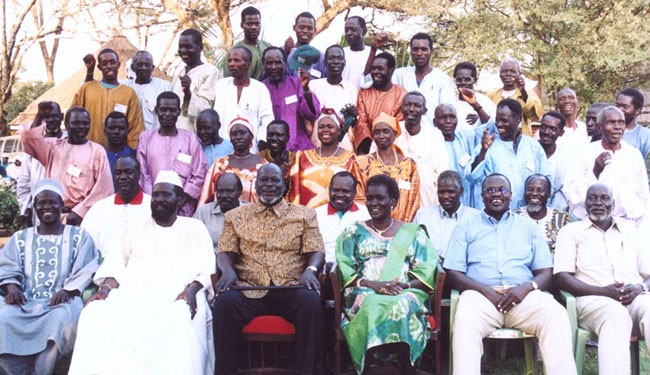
[21,106,114,225]
[213,163,325,375]
[444,173,577,375]
[214,46,273,153]
[392,33,456,124]
[487,58,543,137]
[453,61,495,129]
[230,6,272,81]
[258,120,295,193]
[194,173,243,252]
[617,87,650,159]
[196,109,233,167]
[341,16,385,90]
[355,52,406,154]
[555,183,650,375]
[538,111,571,211]
[309,44,358,150]
[263,47,320,152]
[469,99,549,209]
[171,29,222,132]
[555,88,588,147]
[566,106,649,224]
[315,171,370,264]
[124,50,171,131]
[137,91,207,217]
[395,92,448,207]
[284,12,327,78]
[433,103,478,206]
[71,48,144,148]
[82,156,151,260]
[414,170,480,259]
[103,111,136,190]
[17,101,66,228]
[585,102,608,142]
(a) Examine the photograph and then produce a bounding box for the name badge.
[67,164,81,178]
[309,68,322,79]
[114,103,128,113]
[177,152,192,164]
[284,95,298,105]
[526,161,535,172]
[458,153,471,167]
[398,180,411,190]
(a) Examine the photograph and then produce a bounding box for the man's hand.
[298,68,310,90]
[85,289,109,305]
[49,289,73,306]
[620,283,642,305]
[593,151,612,179]
[284,36,295,56]
[481,129,496,151]
[176,282,202,319]
[83,54,96,72]
[514,76,526,92]
[465,113,479,125]
[497,283,534,313]
[215,269,238,294]
[4,284,26,305]
[372,33,389,49]
[602,282,625,301]
[459,88,478,105]
[66,211,82,226]
[180,75,192,97]
[294,268,320,292]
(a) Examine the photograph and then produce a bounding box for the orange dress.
[198,155,268,205]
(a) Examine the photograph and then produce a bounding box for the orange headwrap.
[371,112,401,138]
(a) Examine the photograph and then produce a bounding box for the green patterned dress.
[336,222,437,373]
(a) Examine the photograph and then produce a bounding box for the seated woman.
[357,112,421,222]
[290,109,362,208]
[198,116,267,205]
[336,174,437,374]
[0,179,99,375]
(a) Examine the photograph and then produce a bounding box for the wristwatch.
[530,281,539,291]
[306,265,318,273]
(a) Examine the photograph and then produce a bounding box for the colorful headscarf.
[228,116,255,136]
[371,112,401,138]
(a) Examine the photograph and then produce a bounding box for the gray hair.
[132,50,154,65]
[500,57,521,74]
[596,106,625,127]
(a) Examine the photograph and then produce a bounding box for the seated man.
[414,170,480,259]
[555,183,650,375]
[69,171,216,375]
[0,179,99,375]
[444,173,577,375]
[22,106,115,225]
[213,163,325,375]
[315,171,370,265]
[257,119,295,195]
[82,156,151,260]
[193,172,244,251]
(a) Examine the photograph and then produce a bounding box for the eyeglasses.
[482,187,510,195]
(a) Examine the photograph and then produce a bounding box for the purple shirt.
[263,75,320,152]
[136,128,208,217]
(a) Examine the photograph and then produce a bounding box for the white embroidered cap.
[154,170,183,188]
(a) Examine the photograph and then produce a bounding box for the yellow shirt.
[487,87,543,137]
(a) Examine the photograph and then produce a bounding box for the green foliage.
[4,81,53,123]
[0,178,20,235]
[435,0,650,107]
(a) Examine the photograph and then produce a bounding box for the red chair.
[330,263,446,375]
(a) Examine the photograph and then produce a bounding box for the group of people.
[1,5,650,375]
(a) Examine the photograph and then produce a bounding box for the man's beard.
[527,202,545,214]
[152,204,176,222]
[259,193,283,206]
[588,212,609,223]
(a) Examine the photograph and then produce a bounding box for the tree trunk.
[210,0,234,49]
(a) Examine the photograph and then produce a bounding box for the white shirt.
[556,120,589,149]
[315,202,370,263]
[124,78,171,131]
[547,144,572,212]
[453,92,496,130]
[81,191,152,259]
[342,46,378,90]
[414,204,481,258]
[309,77,358,151]
[171,62,222,132]
[392,66,457,124]
[16,155,45,215]
[565,140,650,224]
[394,120,449,207]
[213,77,274,154]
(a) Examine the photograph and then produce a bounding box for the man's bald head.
[255,163,284,206]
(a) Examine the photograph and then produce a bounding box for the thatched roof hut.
[10,35,166,129]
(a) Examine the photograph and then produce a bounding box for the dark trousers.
[213,288,323,375]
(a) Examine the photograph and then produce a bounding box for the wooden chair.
[559,290,643,375]
[448,289,536,375]
[330,263,446,375]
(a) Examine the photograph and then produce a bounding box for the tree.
[31,0,68,84]
[3,80,52,123]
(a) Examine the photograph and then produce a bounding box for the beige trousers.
[452,289,577,375]
[577,293,650,375]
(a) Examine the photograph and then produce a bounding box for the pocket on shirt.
[173,160,193,180]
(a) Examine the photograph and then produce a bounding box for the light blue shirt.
[623,124,650,159]
[202,140,233,167]
[414,204,481,258]
[445,129,479,206]
[443,211,552,287]
[469,134,550,209]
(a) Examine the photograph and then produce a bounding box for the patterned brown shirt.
[217,200,324,298]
